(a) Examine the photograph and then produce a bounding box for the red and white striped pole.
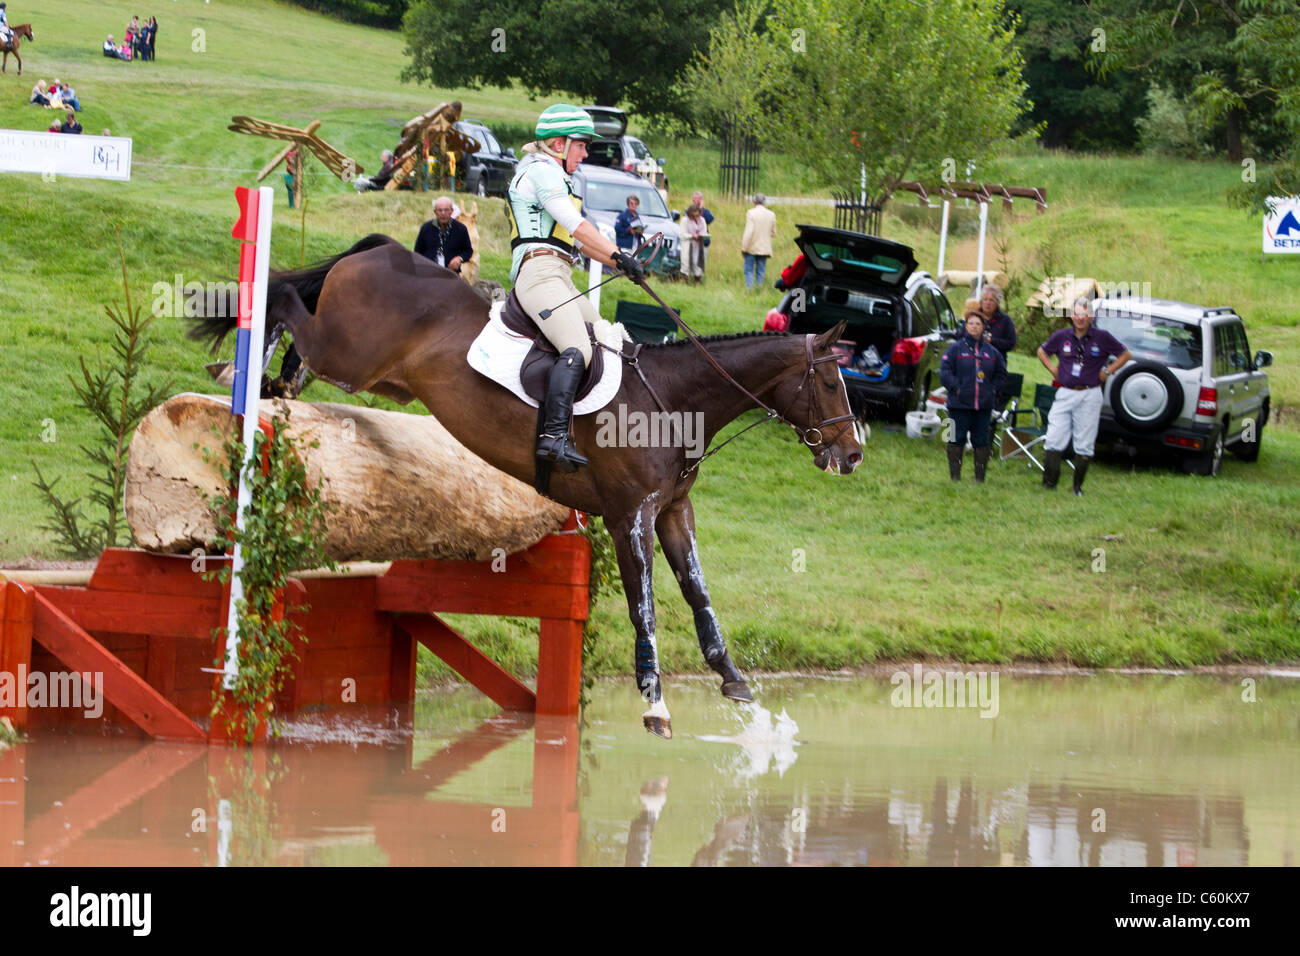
[223,185,274,689]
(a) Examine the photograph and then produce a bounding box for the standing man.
[414,195,474,274]
[1036,297,1131,495]
[507,103,644,475]
[741,194,776,291]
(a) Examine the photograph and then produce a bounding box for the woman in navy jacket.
[939,300,1007,482]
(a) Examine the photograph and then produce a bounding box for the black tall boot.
[973,445,991,483]
[535,348,590,473]
[1043,449,1062,489]
[1072,456,1091,496]
[946,442,964,481]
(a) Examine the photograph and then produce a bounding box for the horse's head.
[772,321,863,475]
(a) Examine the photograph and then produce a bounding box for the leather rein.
[614,273,855,479]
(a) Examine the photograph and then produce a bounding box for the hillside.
[2,0,1297,672]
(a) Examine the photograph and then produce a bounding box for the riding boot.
[973,445,991,483]
[1072,456,1092,496]
[535,348,590,473]
[1043,450,1062,489]
[946,442,963,481]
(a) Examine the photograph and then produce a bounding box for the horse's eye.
[823,379,838,392]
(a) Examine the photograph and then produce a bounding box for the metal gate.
[718,121,760,198]
[832,188,882,235]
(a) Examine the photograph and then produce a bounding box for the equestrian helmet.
[535,104,595,143]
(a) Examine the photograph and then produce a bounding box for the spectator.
[126,16,141,59]
[939,301,1006,483]
[978,283,1017,355]
[414,195,474,273]
[103,34,125,59]
[741,193,776,291]
[1036,297,1132,495]
[30,79,50,106]
[0,3,11,46]
[351,149,395,192]
[682,203,708,284]
[46,117,62,132]
[56,80,81,112]
[141,17,157,61]
[613,195,643,252]
[59,111,82,134]
[691,190,714,227]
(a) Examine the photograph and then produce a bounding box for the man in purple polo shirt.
[1036,297,1132,495]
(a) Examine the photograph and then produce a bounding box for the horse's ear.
[815,320,847,349]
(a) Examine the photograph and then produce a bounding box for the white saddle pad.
[467,302,627,416]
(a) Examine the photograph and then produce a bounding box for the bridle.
[624,272,856,478]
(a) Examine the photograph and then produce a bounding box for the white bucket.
[905,411,942,439]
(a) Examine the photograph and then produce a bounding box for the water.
[2,672,1297,866]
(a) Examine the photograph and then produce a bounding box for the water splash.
[697,703,800,779]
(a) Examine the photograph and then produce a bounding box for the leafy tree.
[402,0,730,124]
[684,0,1029,205]
[291,0,408,29]
[1089,0,1294,163]
[1008,0,1150,151]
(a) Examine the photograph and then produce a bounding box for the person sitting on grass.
[30,79,50,106]
[103,34,126,59]
[59,111,82,135]
[54,80,80,112]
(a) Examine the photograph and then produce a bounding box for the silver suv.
[1092,295,1273,476]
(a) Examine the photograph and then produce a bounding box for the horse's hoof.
[721,680,754,703]
[643,714,673,739]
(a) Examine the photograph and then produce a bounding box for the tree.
[401,0,731,124]
[683,0,1029,205]
[1008,0,1150,151]
[1089,0,1295,164]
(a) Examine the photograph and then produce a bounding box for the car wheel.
[1110,362,1183,433]
[1183,426,1223,476]
[1232,405,1264,462]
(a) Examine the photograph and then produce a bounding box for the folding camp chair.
[991,372,1027,457]
[615,299,679,345]
[999,382,1074,472]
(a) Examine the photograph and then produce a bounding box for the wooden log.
[124,394,569,562]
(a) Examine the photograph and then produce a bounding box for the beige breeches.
[514,254,596,364]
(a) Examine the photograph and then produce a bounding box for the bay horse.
[1,24,33,75]
[189,234,862,738]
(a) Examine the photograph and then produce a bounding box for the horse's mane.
[647,330,791,349]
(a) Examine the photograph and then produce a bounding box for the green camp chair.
[999,383,1074,472]
[615,300,680,345]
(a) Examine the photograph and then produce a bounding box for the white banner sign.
[1262,195,1300,254]
[0,129,132,181]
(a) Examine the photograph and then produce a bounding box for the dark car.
[453,120,517,197]
[580,106,668,198]
[771,225,959,422]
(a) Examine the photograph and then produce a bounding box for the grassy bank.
[2,0,1297,673]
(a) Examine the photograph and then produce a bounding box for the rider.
[0,4,12,45]
[508,103,645,474]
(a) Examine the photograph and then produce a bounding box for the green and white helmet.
[535,104,595,142]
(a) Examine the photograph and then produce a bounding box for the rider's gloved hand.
[612,250,645,284]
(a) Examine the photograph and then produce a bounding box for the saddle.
[499,291,606,404]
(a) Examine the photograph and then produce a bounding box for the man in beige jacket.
[741,193,777,290]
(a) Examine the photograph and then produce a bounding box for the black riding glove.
[612,251,645,283]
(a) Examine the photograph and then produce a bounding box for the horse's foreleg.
[655,496,753,702]
[610,493,671,738]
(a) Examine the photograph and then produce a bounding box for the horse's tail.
[185,233,398,355]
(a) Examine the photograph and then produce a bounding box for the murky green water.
[3,672,1297,866]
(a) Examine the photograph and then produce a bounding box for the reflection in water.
[2,675,1296,866]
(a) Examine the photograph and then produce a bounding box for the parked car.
[771,225,959,421]
[1091,294,1272,476]
[452,120,517,197]
[570,163,681,275]
[580,106,668,200]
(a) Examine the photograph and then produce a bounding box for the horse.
[1,24,33,75]
[189,234,862,738]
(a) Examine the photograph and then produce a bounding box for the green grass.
[2,0,1297,673]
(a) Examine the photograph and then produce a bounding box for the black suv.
[773,226,958,421]
[453,120,517,198]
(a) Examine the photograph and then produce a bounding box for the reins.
[622,274,855,479]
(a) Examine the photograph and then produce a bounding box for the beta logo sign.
[1262,196,1300,253]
